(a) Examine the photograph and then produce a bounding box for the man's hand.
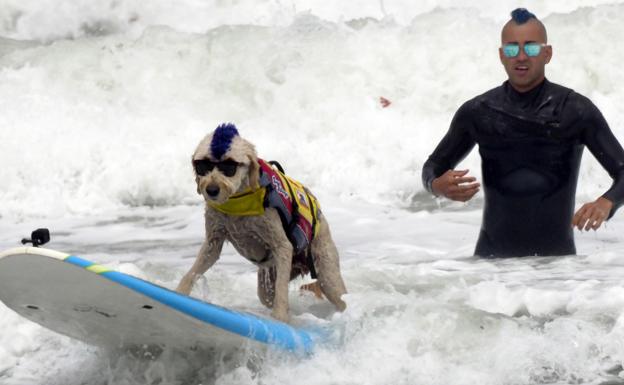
[572,196,613,231]
[431,169,480,202]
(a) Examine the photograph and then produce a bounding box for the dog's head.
[192,123,260,204]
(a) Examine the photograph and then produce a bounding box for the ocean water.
[1,1,624,384]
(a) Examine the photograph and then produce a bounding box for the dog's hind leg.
[257,266,276,308]
[311,221,347,311]
[257,264,306,307]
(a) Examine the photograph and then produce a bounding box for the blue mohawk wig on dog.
[511,8,537,24]
[210,123,239,160]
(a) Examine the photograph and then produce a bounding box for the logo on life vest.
[296,190,309,208]
[271,175,289,199]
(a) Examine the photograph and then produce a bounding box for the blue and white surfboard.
[0,247,318,354]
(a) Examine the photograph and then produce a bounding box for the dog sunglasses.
[193,159,241,177]
[502,42,547,58]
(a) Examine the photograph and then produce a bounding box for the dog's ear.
[247,155,260,189]
[192,155,202,195]
[195,175,201,195]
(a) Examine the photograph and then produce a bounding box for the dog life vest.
[208,159,321,276]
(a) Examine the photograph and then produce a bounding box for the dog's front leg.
[176,236,225,295]
[271,241,293,322]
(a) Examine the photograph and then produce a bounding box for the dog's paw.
[270,309,290,323]
[175,279,193,296]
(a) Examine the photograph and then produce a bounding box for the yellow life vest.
[209,159,320,251]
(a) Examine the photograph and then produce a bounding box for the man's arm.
[422,102,480,201]
[573,97,624,231]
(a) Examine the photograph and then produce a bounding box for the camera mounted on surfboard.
[21,228,50,247]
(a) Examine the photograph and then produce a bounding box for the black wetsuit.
[422,79,624,257]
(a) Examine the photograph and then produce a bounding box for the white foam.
[1,4,624,219]
[0,0,619,41]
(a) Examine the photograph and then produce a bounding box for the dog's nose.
[206,186,220,197]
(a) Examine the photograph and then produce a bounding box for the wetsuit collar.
[504,78,548,108]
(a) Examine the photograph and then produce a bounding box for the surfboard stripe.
[64,255,93,268]
[62,254,316,353]
[86,264,112,274]
[65,256,112,274]
[102,270,315,353]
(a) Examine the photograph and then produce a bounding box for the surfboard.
[0,247,319,354]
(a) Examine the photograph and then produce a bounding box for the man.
[421,8,624,257]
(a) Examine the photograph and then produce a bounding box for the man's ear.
[544,45,552,64]
[247,155,260,189]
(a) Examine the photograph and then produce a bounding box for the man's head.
[499,8,552,93]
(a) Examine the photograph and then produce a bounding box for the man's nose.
[517,46,529,60]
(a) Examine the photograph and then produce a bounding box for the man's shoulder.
[456,85,503,113]
[546,80,595,109]
[544,79,573,93]
[461,83,509,107]
[544,79,581,102]
[471,84,504,102]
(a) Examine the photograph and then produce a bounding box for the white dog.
[176,123,347,322]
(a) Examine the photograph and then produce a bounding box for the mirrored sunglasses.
[193,159,241,177]
[502,42,547,58]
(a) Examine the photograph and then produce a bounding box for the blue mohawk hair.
[210,123,239,160]
[511,8,537,24]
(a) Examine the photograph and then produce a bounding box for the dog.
[176,123,347,322]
